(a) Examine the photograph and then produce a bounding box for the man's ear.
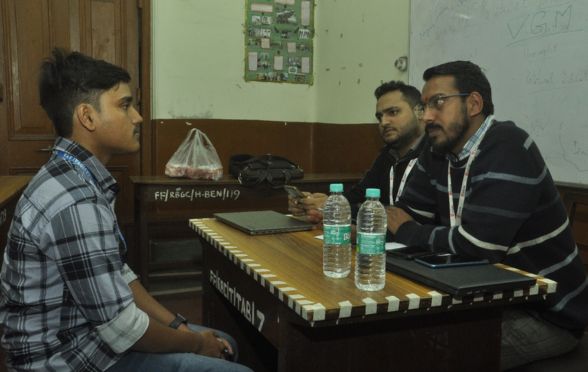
[467,92,484,117]
[75,103,97,132]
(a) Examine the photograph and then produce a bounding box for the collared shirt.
[345,134,429,221]
[0,137,148,371]
[450,115,495,162]
[388,133,425,163]
[388,134,425,204]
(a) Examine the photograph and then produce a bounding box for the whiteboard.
[409,0,588,184]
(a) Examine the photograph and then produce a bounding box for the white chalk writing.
[153,187,241,202]
[209,270,266,331]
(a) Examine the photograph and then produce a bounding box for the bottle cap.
[365,188,380,198]
[330,183,343,193]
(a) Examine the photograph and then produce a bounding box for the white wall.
[314,0,410,123]
[151,0,410,123]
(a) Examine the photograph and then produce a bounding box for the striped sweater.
[396,119,588,332]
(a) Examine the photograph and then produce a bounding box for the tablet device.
[387,246,431,260]
[415,253,489,268]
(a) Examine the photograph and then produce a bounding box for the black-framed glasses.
[422,93,470,111]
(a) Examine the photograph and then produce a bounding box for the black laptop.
[214,210,313,235]
[386,255,536,297]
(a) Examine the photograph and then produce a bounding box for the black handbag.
[229,154,304,188]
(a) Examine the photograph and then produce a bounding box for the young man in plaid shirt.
[0,49,251,372]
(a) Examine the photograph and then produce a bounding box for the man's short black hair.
[38,48,131,137]
[423,61,494,116]
[374,80,422,108]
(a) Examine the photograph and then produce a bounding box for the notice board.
[245,0,314,85]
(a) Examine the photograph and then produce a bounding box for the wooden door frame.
[139,0,152,176]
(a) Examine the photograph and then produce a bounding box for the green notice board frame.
[244,0,314,85]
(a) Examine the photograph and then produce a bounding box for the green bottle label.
[357,232,385,254]
[323,224,351,245]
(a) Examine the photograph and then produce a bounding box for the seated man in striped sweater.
[386,60,588,370]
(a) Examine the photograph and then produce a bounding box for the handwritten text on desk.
[209,269,265,332]
[153,187,241,202]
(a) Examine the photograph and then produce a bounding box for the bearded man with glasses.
[386,60,588,370]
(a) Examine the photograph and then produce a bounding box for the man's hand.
[288,192,327,224]
[288,191,311,216]
[192,330,234,359]
[300,192,327,224]
[386,206,414,234]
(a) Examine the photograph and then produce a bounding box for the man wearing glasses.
[387,61,588,370]
[289,80,428,224]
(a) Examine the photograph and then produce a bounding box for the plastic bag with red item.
[165,128,223,180]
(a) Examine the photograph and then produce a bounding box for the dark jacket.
[396,120,588,333]
[345,135,429,221]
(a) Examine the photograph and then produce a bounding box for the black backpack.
[228,154,304,188]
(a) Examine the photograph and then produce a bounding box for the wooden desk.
[190,218,555,372]
[131,174,361,290]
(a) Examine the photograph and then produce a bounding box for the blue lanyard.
[54,150,98,187]
[54,149,127,251]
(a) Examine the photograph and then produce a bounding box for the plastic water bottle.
[322,183,352,278]
[355,188,387,291]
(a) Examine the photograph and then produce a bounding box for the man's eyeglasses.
[420,93,470,113]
